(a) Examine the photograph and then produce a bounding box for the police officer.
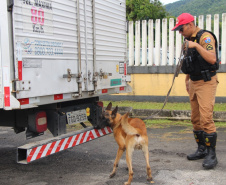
[172,13,219,169]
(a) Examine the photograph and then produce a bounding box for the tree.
[126,0,168,21]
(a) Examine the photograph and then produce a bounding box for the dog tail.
[121,112,139,135]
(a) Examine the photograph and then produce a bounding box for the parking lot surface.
[0,125,226,185]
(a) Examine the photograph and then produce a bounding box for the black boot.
[187,130,207,160]
[202,132,218,169]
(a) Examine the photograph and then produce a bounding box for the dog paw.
[109,172,116,178]
[124,182,130,185]
[147,177,154,183]
[147,177,152,181]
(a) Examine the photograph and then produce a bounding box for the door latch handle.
[63,69,77,82]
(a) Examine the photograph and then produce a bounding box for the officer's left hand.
[185,39,198,49]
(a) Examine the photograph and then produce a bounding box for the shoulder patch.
[206,44,213,50]
[203,35,210,39]
[204,37,211,43]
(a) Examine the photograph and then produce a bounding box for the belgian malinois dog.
[101,102,153,185]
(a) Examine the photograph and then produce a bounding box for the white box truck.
[0,0,131,163]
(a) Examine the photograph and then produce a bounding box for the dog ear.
[112,106,118,117]
[106,102,112,110]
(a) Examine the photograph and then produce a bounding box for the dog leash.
[142,40,189,120]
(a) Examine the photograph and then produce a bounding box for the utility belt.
[182,49,219,82]
[190,71,216,81]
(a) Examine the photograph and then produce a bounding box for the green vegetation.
[126,0,226,21]
[102,101,226,128]
[103,101,226,112]
[126,0,168,21]
[103,101,226,128]
[144,119,226,128]
[145,119,192,128]
[165,0,226,18]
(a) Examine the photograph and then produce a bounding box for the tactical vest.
[181,29,219,81]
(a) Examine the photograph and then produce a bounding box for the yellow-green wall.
[124,73,226,97]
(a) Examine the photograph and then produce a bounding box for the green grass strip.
[103,101,226,112]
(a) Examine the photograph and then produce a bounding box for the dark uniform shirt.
[189,26,216,57]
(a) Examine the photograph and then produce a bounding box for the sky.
[159,0,180,5]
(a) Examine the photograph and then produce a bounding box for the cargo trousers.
[189,75,218,133]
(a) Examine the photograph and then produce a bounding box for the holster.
[201,70,211,82]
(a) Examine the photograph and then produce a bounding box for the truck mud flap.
[17,126,112,164]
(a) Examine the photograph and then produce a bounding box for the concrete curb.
[117,107,226,122]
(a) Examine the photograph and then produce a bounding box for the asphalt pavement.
[0,124,226,185]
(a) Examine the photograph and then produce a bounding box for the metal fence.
[128,13,226,67]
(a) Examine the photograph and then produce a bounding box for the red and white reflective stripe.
[54,94,71,101]
[18,98,29,105]
[26,127,112,163]
[124,63,127,75]
[102,89,108,94]
[18,61,23,81]
[18,94,71,106]
[4,87,10,107]
[120,87,125,91]
[3,66,10,107]
[18,97,40,105]
[54,94,63,100]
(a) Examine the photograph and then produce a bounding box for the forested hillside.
[165,0,226,17]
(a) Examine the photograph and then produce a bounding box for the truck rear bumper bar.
[17,126,112,164]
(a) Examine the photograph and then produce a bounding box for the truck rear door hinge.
[16,80,31,91]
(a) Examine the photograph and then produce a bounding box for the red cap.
[172,13,194,31]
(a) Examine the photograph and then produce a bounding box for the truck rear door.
[12,0,127,103]
[95,0,127,92]
[13,0,80,99]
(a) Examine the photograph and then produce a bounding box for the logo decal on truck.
[23,38,64,56]
[22,0,53,34]
[110,79,122,86]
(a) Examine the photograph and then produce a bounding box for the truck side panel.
[0,0,20,110]
[0,25,3,108]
